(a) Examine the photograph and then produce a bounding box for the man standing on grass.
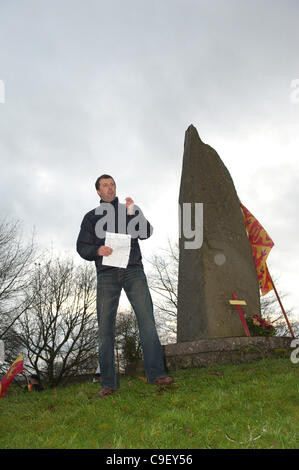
[76,174,173,397]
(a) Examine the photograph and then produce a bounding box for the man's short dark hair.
[95,174,115,190]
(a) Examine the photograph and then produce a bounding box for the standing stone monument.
[177,125,261,341]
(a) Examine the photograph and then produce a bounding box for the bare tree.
[115,309,142,372]
[146,239,178,343]
[15,256,98,387]
[261,286,297,337]
[0,218,37,361]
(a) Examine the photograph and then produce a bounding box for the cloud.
[0,0,298,319]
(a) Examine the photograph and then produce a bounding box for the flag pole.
[268,272,295,338]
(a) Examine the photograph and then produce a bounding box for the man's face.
[97,177,116,202]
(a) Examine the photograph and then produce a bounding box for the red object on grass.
[0,353,24,398]
[232,292,251,337]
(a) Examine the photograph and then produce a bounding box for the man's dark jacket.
[76,197,153,273]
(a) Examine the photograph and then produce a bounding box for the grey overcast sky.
[0,0,298,321]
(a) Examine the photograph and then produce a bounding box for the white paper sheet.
[102,232,131,268]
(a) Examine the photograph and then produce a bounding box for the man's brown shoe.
[154,376,174,385]
[97,387,115,397]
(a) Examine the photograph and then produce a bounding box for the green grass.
[0,358,298,449]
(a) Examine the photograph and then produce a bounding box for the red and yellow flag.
[240,203,274,296]
[0,353,24,398]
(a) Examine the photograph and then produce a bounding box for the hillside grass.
[0,358,298,449]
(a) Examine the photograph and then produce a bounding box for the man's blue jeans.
[96,265,167,389]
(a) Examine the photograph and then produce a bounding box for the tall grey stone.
[177,125,261,341]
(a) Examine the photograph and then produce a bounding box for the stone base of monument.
[163,336,293,371]
[124,336,293,376]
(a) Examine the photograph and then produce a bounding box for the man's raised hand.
[125,197,134,215]
[97,246,113,257]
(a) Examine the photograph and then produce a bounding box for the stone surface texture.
[177,125,261,341]
[163,336,292,370]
